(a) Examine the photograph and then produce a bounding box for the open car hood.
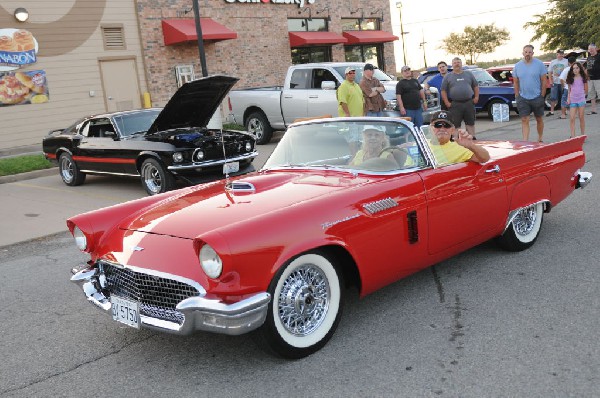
[146,75,239,135]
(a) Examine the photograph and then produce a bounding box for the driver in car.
[428,110,490,164]
[350,125,399,166]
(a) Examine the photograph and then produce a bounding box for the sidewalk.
[0,110,597,248]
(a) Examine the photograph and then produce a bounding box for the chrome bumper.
[576,171,592,189]
[167,151,258,172]
[70,264,270,336]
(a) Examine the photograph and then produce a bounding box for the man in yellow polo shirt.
[428,110,490,164]
[337,66,364,117]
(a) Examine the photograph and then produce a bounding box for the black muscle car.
[43,75,257,195]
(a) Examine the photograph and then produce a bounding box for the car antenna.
[220,126,230,184]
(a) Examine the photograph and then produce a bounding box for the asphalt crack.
[0,333,157,396]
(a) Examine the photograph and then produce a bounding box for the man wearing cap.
[337,66,364,117]
[427,110,490,164]
[547,49,569,117]
[359,63,386,116]
[395,65,427,128]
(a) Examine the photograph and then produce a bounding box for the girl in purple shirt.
[567,62,589,137]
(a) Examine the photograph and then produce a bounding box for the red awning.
[288,32,348,47]
[162,19,237,46]
[342,31,399,44]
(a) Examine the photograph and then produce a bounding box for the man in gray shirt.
[441,57,480,137]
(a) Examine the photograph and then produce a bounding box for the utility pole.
[419,30,427,68]
[192,0,208,77]
[395,1,409,66]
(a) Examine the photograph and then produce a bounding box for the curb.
[0,167,57,184]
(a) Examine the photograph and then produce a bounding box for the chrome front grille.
[99,261,202,325]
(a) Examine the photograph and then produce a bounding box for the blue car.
[419,66,516,118]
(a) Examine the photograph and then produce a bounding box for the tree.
[441,24,510,65]
[525,0,600,51]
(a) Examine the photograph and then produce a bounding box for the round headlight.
[73,227,87,251]
[172,152,183,162]
[199,244,222,279]
[195,150,204,161]
[245,142,252,152]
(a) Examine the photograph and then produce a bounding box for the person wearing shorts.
[512,44,548,142]
[441,57,479,138]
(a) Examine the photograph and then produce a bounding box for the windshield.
[332,66,395,83]
[470,69,499,84]
[113,109,161,136]
[263,119,426,173]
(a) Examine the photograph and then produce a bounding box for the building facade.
[0,0,397,150]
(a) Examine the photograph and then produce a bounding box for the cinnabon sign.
[0,28,38,70]
[224,0,316,8]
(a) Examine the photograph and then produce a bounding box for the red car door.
[419,161,508,255]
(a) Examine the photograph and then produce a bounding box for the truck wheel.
[544,91,552,110]
[246,112,273,145]
[140,158,174,195]
[59,153,86,186]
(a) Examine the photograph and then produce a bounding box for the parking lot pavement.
[0,111,596,247]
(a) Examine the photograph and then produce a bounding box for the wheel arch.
[270,243,362,294]
[135,151,163,173]
[243,106,268,126]
[508,175,552,212]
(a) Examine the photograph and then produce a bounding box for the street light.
[395,1,409,66]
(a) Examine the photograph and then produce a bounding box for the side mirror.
[321,81,336,90]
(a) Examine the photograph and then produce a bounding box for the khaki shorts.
[588,79,600,100]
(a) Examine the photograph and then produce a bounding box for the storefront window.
[341,18,380,31]
[288,18,328,32]
[291,47,331,64]
[344,45,382,68]
[175,65,195,87]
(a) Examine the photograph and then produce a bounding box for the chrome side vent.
[363,197,398,214]
[225,181,256,193]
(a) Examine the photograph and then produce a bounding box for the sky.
[387,0,551,70]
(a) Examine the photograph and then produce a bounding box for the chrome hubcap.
[514,205,537,236]
[277,265,330,336]
[248,119,263,141]
[142,164,161,194]
[60,157,74,183]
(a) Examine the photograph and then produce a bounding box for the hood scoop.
[225,181,256,194]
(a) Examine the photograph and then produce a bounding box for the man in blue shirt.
[424,61,448,109]
[513,44,548,142]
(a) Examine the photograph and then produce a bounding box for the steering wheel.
[378,146,411,167]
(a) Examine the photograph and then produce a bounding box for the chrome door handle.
[485,164,501,173]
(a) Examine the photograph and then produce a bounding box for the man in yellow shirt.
[428,110,490,164]
[337,66,364,117]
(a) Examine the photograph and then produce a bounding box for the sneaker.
[546,112,554,116]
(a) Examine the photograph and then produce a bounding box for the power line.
[403,1,549,26]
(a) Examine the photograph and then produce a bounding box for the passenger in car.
[428,110,490,164]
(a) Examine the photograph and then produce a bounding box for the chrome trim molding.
[363,197,398,214]
[503,200,549,232]
[167,151,258,171]
[79,170,139,177]
[225,181,256,193]
[70,263,270,336]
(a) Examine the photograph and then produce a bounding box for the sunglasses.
[347,71,356,74]
[433,121,453,129]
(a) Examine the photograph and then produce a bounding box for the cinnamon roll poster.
[0,29,37,69]
[0,70,49,106]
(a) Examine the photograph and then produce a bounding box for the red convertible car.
[68,117,592,358]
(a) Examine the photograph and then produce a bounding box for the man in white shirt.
[547,49,569,116]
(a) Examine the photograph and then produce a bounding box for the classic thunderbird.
[67,117,591,358]
[43,76,257,195]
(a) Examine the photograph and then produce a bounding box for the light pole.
[419,30,427,68]
[192,0,208,77]
[395,1,409,66]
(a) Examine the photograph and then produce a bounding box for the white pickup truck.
[227,62,440,144]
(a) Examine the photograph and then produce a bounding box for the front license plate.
[223,161,239,174]
[111,296,140,329]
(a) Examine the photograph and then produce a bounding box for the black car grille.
[99,261,202,325]
[201,138,252,161]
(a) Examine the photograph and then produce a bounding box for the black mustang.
[43,76,257,195]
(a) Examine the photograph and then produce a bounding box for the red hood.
[120,170,371,238]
